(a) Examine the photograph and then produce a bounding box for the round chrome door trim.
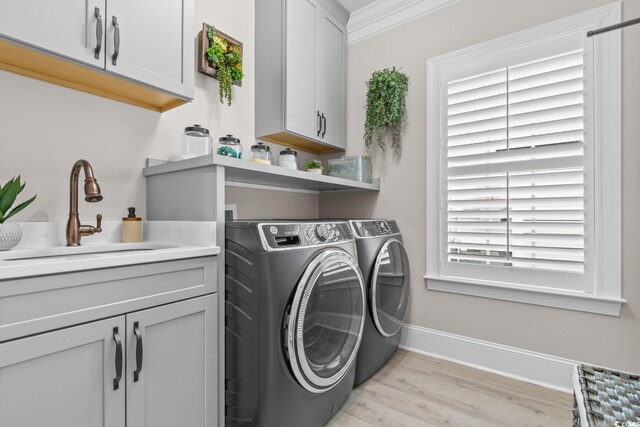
[286,249,366,394]
[371,239,410,338]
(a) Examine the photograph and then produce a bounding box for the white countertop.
[0,221,220,280]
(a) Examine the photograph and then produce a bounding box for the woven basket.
[573,364,640,426]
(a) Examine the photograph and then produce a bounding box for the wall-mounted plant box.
[198,23,243,87]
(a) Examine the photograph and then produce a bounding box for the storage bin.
[328,156,372,183]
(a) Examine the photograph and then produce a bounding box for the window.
[426,4,623,315]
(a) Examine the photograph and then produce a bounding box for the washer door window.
[371,239,410,337]
[286,250,365,393]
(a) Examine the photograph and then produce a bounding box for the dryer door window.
[286,249,365,393]
[371,239,411,337]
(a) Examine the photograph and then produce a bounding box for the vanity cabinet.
[0,256,219,427]
[0,0,194,110]
[256,0,347,153]
[126,295,217,427]
[0,317,126,427]
[0,295,217,427]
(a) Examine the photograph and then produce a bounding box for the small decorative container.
[121,207,142,243]
[0,223,22,251]
[217,134,243,158]
[328,156,372,183]
[278,148,298,170]
[249,142,272,165]
[181,124,212,159]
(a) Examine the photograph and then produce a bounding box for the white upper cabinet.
[106,0,194,98]
[256,0,348,154]
[317,11,346,150]
[0,0,194,109]
[285,0,320,141]
[0,0,106,68]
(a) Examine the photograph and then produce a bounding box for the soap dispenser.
[122,207,142,243]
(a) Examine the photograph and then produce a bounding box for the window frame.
[425,3,624,316]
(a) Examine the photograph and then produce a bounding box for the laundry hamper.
[573,364,640,426]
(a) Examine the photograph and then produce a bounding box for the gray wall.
[320,0,640,372]
[0,0,319,223]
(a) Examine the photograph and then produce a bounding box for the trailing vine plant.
[207,26,244,106]
[364,67,409,152]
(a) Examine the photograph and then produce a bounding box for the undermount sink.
[0,243,176,262]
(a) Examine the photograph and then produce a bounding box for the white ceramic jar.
[278,148,298,170]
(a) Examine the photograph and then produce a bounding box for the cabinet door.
[126,294,218,427]
[0,0,106,68]
[106,0,194,98]
[0,317,126,427]
[318,10,346,150]
[285,0,320,141]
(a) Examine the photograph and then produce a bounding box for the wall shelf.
[144,155,380,193]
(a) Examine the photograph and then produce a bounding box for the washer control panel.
[260,222,353,250]
[350,220,400,238]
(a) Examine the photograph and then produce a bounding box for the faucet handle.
[96,214,102,233]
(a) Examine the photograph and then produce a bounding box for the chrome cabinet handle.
[317,111,321,137]
[133,322,143,382]
[112,16,120,66]
[321,113,326,138]
[94,7,103,59]
[113,327,123,390]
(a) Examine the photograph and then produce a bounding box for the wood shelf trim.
[0,38,189,112]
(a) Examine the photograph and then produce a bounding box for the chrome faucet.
[66,159,103,246]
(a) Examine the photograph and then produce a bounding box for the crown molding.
[347,0,459,45]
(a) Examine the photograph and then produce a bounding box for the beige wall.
[227,186,319,220]
[321,0,640,371]
[0,0,318,223]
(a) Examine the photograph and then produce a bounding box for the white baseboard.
[399,324,577,393]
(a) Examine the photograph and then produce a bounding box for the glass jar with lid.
[181,125,212,159]
[278,148,298,170]
[249,142,272,165]
[217,134,243,159]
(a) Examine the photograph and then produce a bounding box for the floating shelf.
[144,155,380,193]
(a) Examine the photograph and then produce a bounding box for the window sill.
[424,275,625,316]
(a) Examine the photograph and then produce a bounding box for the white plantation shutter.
[427,5,622,313]
[446,50,585,274]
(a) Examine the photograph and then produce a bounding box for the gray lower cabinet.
[0,316,126,427]
[0,294,217,427]
[127,294,218,427]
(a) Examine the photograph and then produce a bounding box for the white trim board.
[399,324,577,393]
[347,0,459,45]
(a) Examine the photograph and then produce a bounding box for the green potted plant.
[364,67,409,152]
[0,176,37,251]
[304,159,324,175]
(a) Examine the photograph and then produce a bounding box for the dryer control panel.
[350,220,400,238]
[259,222,354,250]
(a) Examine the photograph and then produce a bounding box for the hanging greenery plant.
[364,67,409,152]
[206,25,244,106]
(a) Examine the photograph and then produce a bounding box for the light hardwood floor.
[327,349,573,426]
